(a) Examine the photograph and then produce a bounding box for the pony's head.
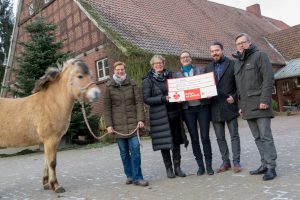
[32,59,101,103]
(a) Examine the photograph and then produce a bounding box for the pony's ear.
[32,68,60,93]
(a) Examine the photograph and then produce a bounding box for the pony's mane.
[32,58,89,94]
[32,67,60,93]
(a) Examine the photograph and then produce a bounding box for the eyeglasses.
[153,62,164,65]
[180,56,190,59]
[236,40,249,46]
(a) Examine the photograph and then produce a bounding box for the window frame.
[96,58,109,81]
[281,81,290,94]
[28,3,34,15]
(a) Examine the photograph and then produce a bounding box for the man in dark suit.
[205,41,241,173]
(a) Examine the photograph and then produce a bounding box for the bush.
[272,99,278,111]
[67,102,100,142]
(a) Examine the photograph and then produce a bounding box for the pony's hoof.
[55,186,66,193]
[43,184,50,190]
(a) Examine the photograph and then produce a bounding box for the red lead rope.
[80,102,143,147]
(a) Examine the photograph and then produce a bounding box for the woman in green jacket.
[103,61,148,186]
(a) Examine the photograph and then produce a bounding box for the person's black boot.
[205,159,214,175]
[166,167,176,178]
[249,165,267,175]
[263,168,277,181]
[161,150,175,178]
[196,159,205,175]
[174,160,186,177]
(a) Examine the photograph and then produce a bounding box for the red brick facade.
[6,0,295,114]
[12,0,119,113]
[274,78,300,111]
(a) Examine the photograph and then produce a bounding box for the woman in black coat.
[142,55,188,178]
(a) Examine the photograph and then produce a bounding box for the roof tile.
[82,0,287,64]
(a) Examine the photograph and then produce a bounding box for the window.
[296,77,300,88]
[281,81,290,95]
[96,58,109,81]
[272,85,276,94]
[28,3,34,15]
[44,0,50,3]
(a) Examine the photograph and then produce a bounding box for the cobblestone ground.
[0,114,300,200]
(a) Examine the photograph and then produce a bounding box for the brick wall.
[11,0,116,114]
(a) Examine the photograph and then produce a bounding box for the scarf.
[113,74,127,85]
[182,64,193,73]
[151,69,170,82]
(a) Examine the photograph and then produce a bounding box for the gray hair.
[235,33,252,42]
[150,55,165,66]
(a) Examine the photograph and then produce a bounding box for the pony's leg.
[44,140,65,193]
[43,159,50,190]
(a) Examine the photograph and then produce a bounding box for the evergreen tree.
[13,17,69,97]
[0,0,14,86]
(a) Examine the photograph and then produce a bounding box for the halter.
[80,81,97,95]
[74,81,98,103]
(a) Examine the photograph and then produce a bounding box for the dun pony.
[0,58,101,193]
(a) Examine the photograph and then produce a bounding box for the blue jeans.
[183,105,212,162]
[117,136,144,182]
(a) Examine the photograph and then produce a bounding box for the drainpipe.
[0,0,23,97]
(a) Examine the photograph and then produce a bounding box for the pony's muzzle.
[86,87,101,102]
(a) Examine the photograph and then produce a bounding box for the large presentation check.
[168,72,218,102]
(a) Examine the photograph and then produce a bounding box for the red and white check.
[167,72,217,102]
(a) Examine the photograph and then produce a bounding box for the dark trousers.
[247,117,277,169]
[183,105,212,162]
[161,144,181,168]
[213,118,240,164]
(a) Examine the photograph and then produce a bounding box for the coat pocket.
[247,89,261,97]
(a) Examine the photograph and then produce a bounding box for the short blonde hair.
[150,55,165,66]
[180,51,191,58]
[235,33,251,42]
[113,61,126,69]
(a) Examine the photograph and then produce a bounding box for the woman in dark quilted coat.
[142,55,188,178]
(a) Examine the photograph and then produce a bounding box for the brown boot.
[134,180,149,186]
[217,163,231,173]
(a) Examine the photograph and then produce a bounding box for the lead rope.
[80,102,143,147]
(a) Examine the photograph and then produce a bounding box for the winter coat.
[175,65,211,109]
[233,44,274,120]
[205,57,239,122]
[103,77,144,138]
[142,70,187,151]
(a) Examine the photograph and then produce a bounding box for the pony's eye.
[78,75,83,79]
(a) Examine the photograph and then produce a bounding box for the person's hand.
[107,126,114,134]
[138,121,144,128]
[166,96,171,102]
[239,109,243,117]
[226,96,234,104]
[259,103,269,110]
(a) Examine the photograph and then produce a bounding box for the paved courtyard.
[0,114,300,200]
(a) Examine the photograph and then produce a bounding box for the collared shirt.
[214,57,226,82]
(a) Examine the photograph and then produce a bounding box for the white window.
[28,3,34,15]
[272,85,276,94]
[96,58,109,81]
[44,0,50,3]
[281,81,290,94]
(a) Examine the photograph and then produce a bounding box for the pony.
[0,58,101,193]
